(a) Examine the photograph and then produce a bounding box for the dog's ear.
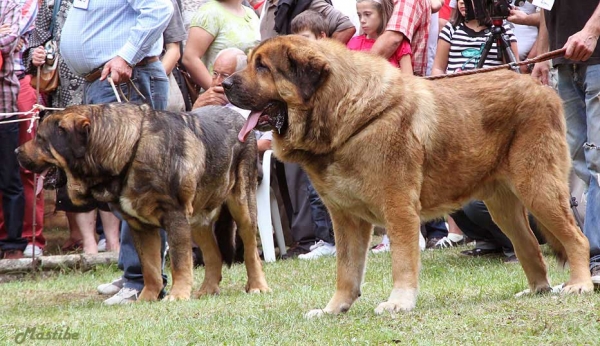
[287,48,330,102]
[59,114,90,158]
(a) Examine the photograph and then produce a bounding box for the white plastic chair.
[256,150,287,262]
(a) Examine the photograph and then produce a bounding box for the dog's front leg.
[374,206,421,314]
[163,211,193,301]
[306,211,372,318]
[128,224,164,302]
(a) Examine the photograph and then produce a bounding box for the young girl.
[431,0,518,75]
[347,0,413,74]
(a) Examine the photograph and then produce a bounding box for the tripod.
[477,18,520,73]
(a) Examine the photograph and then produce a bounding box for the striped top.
[439,21,516,74]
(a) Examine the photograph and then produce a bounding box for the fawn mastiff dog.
[16,104,270,301]
[223,36,593,316]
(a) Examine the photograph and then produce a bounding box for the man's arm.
[531,10,549,85]
[563,2,600,61]
[331,27,356,44]
[0,2,20,55]
[101,0,174,82]
[371,31,405,60]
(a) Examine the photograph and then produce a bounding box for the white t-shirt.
[509,2,538,59]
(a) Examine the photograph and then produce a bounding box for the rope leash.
[424,48,566,80]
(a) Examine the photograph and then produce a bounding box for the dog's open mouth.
[238,102,287,142]
[36,166,66,195]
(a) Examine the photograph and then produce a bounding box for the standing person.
[0,0,42,258]
[371,0,431,76]
[0,0,26,259]
[60,0,174,304]
[26,0,121,255]
[183,0,260,91]
[531,1,600,286]
[347,0,412,73]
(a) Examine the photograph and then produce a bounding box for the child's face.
[296,30,325,41]
[458,0,466,17]
[357,1,382,39]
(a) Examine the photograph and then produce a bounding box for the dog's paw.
[515,283,564,297]
[196,284,220,297]
[305,309,327,319]
[561,281,594,294]
[374,300,415,315]
[163,293,190,302]
[246,282,272,294]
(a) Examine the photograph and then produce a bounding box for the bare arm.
[182,27,215,91]
[371,31,405,60]
[430,0,444,13]
[507,9,540,27]
[162,42,181,75]
[331,27,356,44]
[257,139,272,154]
[431,39,450,76]
[531,10,550,85]
[563,2,600,61]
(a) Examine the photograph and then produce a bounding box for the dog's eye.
[255,58,269,72]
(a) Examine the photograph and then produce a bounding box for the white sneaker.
[97,278,125,295]
[103,287,139,305]
[434,234,465,249]
[97,238,107,252]
[371,242,390,254]
[298,241,335,260]
[23,244,43,257]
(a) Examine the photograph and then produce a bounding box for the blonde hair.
[356,0,394,35]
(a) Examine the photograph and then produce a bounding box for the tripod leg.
[477,37,495,69]
[500,35,520,73]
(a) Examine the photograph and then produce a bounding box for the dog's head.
[223,36,331,142]
[16,106,92,193]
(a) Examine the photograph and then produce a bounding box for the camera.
[465,0,517,22]
[488,0,512,19]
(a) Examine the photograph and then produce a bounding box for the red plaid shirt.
[0,0,20,116]
[386,0,431,76]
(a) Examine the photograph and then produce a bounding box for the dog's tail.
[534,218,568,268]
[215,204,236,267]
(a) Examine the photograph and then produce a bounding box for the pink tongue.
[35,168,51,196]
[238,111,262,142]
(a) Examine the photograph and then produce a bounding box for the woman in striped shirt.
[431,0,518,75]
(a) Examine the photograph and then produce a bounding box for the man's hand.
[564,29,599,62]
[507,9,528,25]
[31,46,46,67]
[531,61,550,86]
[192,85,228,109]
[100,56,133,83]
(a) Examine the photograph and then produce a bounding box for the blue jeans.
[557,63,600,269]
[0,117,26,251]
[84,61,169,291]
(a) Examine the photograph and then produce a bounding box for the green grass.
[1,244,598,345]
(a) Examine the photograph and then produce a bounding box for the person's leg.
[17,75,46,254]
[98,209,120,252]
[580,64,600,275]
[451,201,503,256]
[0,119,26,255]
[299,181,336,259]
[68,210,98,254]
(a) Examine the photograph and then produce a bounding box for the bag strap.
[48,0,62,38]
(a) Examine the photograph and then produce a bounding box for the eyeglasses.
[212,71,231,79]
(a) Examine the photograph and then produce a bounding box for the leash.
[424,48,566,80]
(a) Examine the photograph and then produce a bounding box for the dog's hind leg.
[163,211,193,301]
[306,210,372,318]
[511,176,593,294]
[192,220,224,296]
[128,224,163,301]
[226,194,270,294]
[483,184,551,294]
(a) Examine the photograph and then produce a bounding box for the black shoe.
[460,247,503,257]
[281,243,310,260]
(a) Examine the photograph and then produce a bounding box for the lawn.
[1,242,598,345]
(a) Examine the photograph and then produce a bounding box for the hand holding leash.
[563,29,599,62]
[101,56,132,84]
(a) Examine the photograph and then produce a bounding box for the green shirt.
[190,1,260,73]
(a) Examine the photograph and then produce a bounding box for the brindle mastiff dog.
[16,104,270,301]
[223,36,593,316]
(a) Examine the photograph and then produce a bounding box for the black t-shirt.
[545,0,600,66]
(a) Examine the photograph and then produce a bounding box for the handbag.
[30,0,61,93]
[166,72,186,112]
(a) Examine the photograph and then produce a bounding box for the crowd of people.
[0,0,598,304]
